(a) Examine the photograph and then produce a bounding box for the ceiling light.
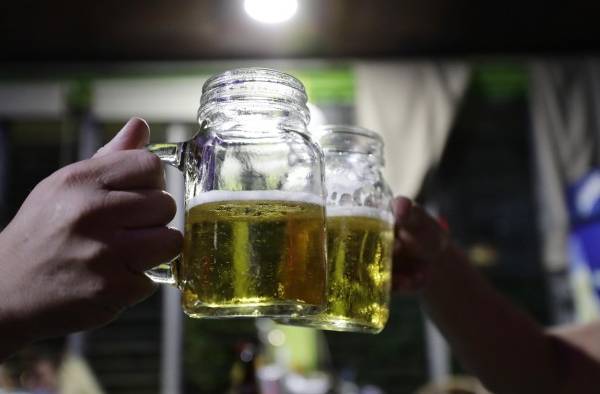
[244,0,298,24]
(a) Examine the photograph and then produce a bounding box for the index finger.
[86,149,166,190]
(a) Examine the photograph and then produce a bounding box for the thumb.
[94,117,150,158]
[392,196,413,225]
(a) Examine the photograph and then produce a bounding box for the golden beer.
[177,191,327,318]
[281,207,393,333]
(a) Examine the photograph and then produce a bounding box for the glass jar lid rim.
[317,124,383,143]
[202,67,306,95]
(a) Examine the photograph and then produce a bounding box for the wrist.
[0,232,35,359]
[0,292,35,361]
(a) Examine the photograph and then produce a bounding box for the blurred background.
[2,0,600,393]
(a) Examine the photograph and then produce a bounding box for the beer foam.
[327,206,395,225]
[188,190,324,209]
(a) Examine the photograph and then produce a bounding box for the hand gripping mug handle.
[145,142,186,285]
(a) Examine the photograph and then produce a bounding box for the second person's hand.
[392,196,451,292]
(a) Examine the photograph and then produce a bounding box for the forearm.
[420,244,566,394]
[0,231,34,361]
[392,196,600,392]
[0,277,31,361]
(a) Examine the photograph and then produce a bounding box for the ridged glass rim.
[316,124,385,163]
[202,67,307,99]
[317,124,383,144]
[198,67,310,127]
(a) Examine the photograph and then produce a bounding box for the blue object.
[567,169,600,225]
[568,169,600,298]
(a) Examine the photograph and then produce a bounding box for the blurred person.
[0,118,182,362]
[393,196,600,394]
[18,340,62,394]
[17,339,103,394]
[0,362,28,394]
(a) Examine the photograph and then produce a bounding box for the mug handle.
[145,142,186,285]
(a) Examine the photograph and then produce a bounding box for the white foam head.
[188,190,324,209]
[326,206,395,225]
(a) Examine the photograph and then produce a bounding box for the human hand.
[0,118,182,348]
[392,196,451,292]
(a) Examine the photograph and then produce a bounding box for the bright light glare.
[267,329,286,346]
[244,0,298,24]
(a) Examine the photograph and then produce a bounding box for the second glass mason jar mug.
[279,125,395,333]
[146,68,328,319]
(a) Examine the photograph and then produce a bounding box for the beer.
[282,206,394,333]
[177,190,327,318]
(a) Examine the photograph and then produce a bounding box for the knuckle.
[160,192,178,220]
[86,275,113,300]
[56,162,90,187]
[99,190,130,216]
[83,241,112,263]
[69,195,106,228]
[100,190,119,210]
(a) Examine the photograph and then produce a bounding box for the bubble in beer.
[177,190,327,318]
[280,206,394,333]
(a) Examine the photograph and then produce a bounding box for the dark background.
[2,0,600,61]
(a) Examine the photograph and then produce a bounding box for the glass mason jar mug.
[279,125,395,333]
[146,68,328,319]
